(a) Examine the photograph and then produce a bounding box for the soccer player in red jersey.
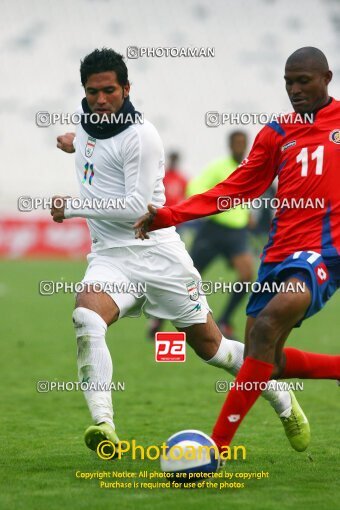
[163,152,188,207]
[134,47,340,450]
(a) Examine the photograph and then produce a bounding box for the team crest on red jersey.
[329,130,340,144]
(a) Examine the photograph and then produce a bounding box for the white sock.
[206,336,292,416]
[73,307,114,427]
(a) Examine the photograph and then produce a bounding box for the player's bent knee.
[248,315,278,354]
[75,290,120,325]
[72,307,109,337]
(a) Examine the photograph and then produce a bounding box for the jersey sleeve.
[150,126,279,230]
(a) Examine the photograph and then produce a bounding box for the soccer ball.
[160,429,220,483]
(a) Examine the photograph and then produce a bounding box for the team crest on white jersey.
[186,280,199,301]
[329,129,340,144]
[85,136,96,157]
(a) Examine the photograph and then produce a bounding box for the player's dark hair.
[80,48,128,87]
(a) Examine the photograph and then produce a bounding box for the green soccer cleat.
[84,422,120,458]
[280,390,310,452]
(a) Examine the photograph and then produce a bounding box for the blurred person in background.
[187,131,254,339]
[163,151,188,207]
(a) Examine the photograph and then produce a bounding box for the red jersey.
[163,168,187,206]
[152,99,340,262]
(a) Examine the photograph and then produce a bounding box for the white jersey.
[64,114,180,251]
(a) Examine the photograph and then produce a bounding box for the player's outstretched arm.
[134,126,278,238]
[57,132,76,153]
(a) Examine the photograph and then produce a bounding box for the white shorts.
[81,240,211,328]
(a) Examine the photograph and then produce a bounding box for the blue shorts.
[246,251,340,327]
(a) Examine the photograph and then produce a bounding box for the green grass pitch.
[1,256,339,510]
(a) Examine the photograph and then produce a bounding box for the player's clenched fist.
[134,204,158,240]
[51,196,71,223]
[57,132,76,153]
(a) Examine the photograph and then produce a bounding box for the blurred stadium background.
[0,0,339,256]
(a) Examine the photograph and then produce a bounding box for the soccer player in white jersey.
[51,48,310,455]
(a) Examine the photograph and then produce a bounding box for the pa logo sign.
[155,332,186,362]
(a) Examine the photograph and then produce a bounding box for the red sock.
[283,347,340,379]
[212,356,273,449]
